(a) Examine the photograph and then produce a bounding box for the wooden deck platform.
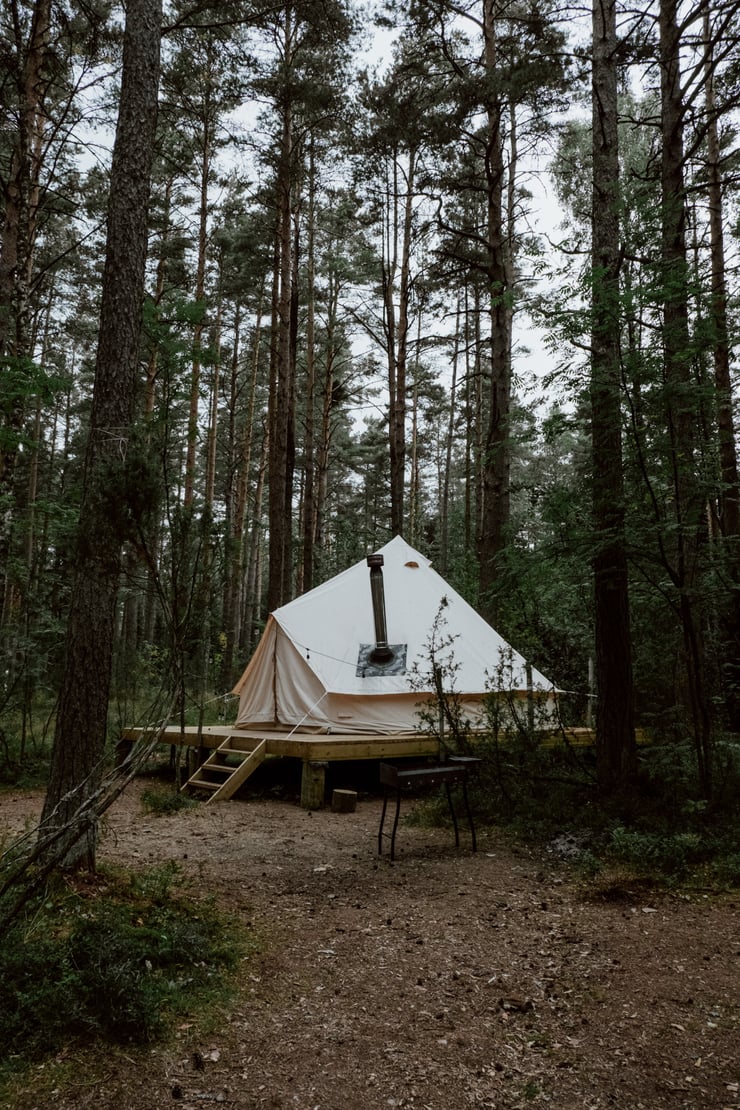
[119,724,608,808]
[119,724,441,807]
[120,724,441,761]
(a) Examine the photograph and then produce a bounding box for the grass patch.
[0,860,253,1096]
[140,783,197,816]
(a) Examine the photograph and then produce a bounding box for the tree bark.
[315,272,339,559]
[703,12,740,728]
[660,0,712,795]
[704,28,739,542]
[221,295,264,686]
[408,312,422,547]
[301,139,317,593]
[38,0,161,869]
[441,295,462,576]
[183,41,214,509]
[243,427,268,657]
[388,147,416,539]
[0,0,51,367]
[478,0,511,624]
[0,0,52,618]
[591,0,637,791]
[267,39,296,611]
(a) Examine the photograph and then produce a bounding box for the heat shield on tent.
[356,643,408,677]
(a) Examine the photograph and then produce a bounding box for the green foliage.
[0,747,51,790]
[409,602,598,838]
[409,598,476,754]
[0,691,57,787]
[600,821,740,887]
[608,825,701,875]
[711,852,740,887]
[140,783,197,815]
[634,736,740,820]
[467,737,598,835]
[412,621,740,888]
[0,863,245,1076]
[499,404,593,711]
[80,436,162,561]
[0,355,70,424]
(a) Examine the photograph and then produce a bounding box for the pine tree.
[39,0,162,869]
[590,0,636,790]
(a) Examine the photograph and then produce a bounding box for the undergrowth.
[0,860,250,1089]
[407,607,740,889]
[407,729,740,889]
[141,782,198,815]
[0,688,232,789]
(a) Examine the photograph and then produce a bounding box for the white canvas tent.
[232,536,554,735]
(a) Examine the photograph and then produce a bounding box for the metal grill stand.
[377,757,479,861]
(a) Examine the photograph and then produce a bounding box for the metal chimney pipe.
[367,553,393,664]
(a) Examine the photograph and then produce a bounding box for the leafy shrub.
[0,864,244,1071]
[608,825,704,878]
[141,784,196,816]
[711,852,740,887]
[67,902,230,1040]
[603,823,740,887]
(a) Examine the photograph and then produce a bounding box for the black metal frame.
[377,759,478,861]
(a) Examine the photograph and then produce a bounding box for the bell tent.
[232,536,555,736]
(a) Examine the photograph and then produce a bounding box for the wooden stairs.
[183,737,267,802]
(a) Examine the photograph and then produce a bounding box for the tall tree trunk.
[204,292,222,511]
[660,0,712,795]
[0,0,52,622]
[286,203,299,600]
[478,0,510,623]
[0,0,50,368]
[38,0,161,869]
[302,140,317,593]
[408,311,422,546]
[463,282,476,558]
[703,10,740,727]
[221,296,263,686]
[267,47,296,611]
[705,80,739,543]
[315,273,340,559]
[591,0,636,790]
[441,296,462,576]
[381,145,416,542]
[140,179,172,651]
[184,48,214,509]
[388,147,416,539]
[243,427,268,656]
[144,174,173,419]
[471,281,485,565]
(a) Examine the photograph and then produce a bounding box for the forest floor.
[1,774,738,1110]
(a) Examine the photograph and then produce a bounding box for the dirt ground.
[1,775,738,1110]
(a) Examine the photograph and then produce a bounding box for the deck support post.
[187,746,206,780]
[301,760,328,809]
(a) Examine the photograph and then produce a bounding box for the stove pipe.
[367,553,393,665]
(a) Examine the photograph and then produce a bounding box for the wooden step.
[206,757,242,770]
[183,738,267,802]
[186,777,220,791]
